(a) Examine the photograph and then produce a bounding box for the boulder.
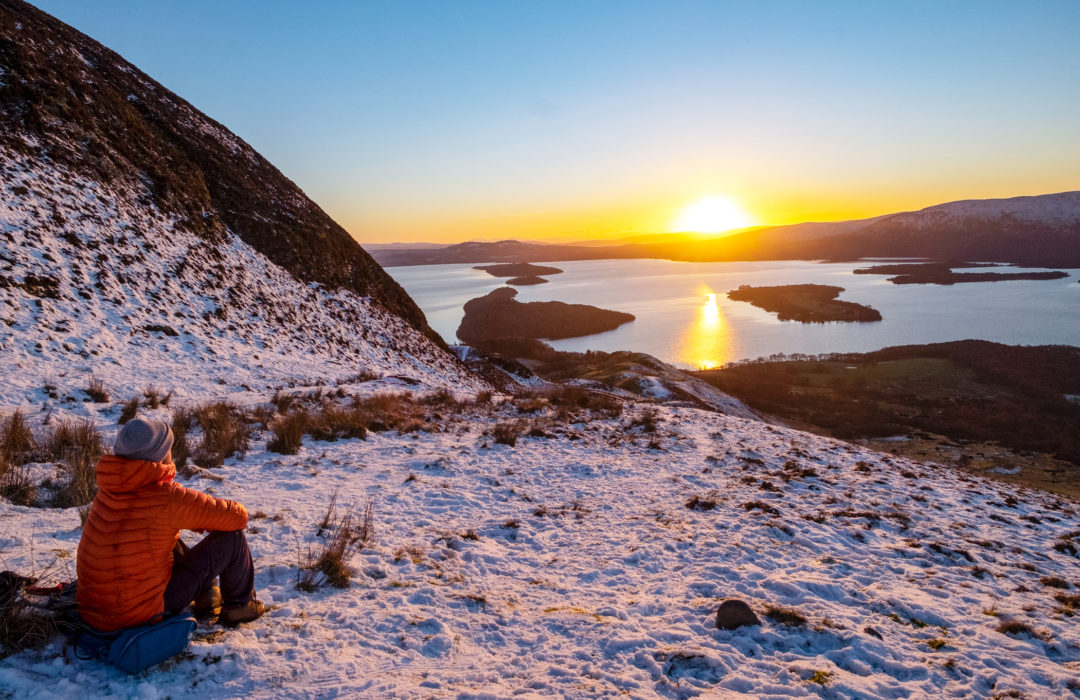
[716,599,760,630]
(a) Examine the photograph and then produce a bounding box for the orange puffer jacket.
[76,455,248,631]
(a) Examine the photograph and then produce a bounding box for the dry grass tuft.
[170,408,195,475]
[310,405,368,442]
[764,604,808,627]
[995,619,1051,641]
[629,407,659,433]
[118,397,140,424]
[192,402,250,468]
[85,377,109,403]
[268,410,310,455]
[0,572,59,658]
[0,410,35,465]
[46,419,103,508]
[141,386,169,409]
[0,410,38,504]
[350,393,423,432]
[298,496,375,591]
[493,422,521,446]
[270,390,297,414]
[685,494,718,511]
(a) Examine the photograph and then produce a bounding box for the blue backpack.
[18,577,198,675]
[73,611,197,674]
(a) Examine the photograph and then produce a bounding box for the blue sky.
[30,1,1080,242]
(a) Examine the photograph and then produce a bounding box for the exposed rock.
[716,599,760,630]
[0,0,439,345]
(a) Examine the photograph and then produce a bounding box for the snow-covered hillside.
[0,143,483,405]
[1,391,1077,698]
[885,190,1080,229]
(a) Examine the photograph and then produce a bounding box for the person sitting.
[76,417,265,632]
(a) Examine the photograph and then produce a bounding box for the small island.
[457,287,634,343]
[506,275,548,286]
[727,284,882,323]
[853,262,1069,285]
[474,263,564,278]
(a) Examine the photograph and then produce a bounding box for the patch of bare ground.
[863,433,1080,501]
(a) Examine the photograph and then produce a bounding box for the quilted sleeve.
[166,483,249,532]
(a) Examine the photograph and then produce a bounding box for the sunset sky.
[33,0,1080,244]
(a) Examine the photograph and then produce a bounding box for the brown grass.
[996,620,1051,641]
[268,410,310,455]
[85,377,109,403]
[764,604,807,627]
[118,397,140,424]
[309,405,368,442]
[0,458,36,506]
[46,419,103,508]
[350,393,422,432]
[686,494,718,511]
[543,385,622,416]
[298,496,375,591]
[270,390,297,413]
[0,410,35,465]
[192,402,250,468]
[629,407,659,433]
[0,572,58,658]
[493,422,521,446]
[171,408,195,475]
[142,386,169,409]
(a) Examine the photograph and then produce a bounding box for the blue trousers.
[163,530,254,614]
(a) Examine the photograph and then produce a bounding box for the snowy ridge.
[0,398,1077,697]
[0,143,482,405]
[881,190,1080,229]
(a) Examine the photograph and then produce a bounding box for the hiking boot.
[220,597,266,626]
[192,585,222,619]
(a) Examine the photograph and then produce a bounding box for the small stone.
[716,599,760,630]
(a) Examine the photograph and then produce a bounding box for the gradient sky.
[31,0,1080,244]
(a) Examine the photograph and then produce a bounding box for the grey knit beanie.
[114,417,174,463]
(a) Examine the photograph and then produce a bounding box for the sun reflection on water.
[678,287,734,370]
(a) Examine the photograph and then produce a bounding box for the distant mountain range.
[371,191,1080,268]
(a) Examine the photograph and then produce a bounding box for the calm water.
[388,259,1080,369]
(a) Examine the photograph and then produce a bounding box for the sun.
[672,195,756,234]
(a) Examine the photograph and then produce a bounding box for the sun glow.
[678,286,733,370]
[672,195,756,235]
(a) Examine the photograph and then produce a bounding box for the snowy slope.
[895,191,1080,228]
[0,143,483,405]
[1,393,1077,698]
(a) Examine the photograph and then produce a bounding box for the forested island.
[727,284,882,322]
[474,263,564,278]
[506,276,548,286]
[457,287,634,342]
[853,262,1069,285]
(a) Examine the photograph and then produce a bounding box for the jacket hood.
[95,454,176,493]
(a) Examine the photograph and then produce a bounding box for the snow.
[1,395,1078,698]
[0,144,483,407]
[893,190,1080,228]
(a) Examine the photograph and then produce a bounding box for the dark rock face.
[716,599,760,630]
[456,287,634,343]
[0,0,439,345]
